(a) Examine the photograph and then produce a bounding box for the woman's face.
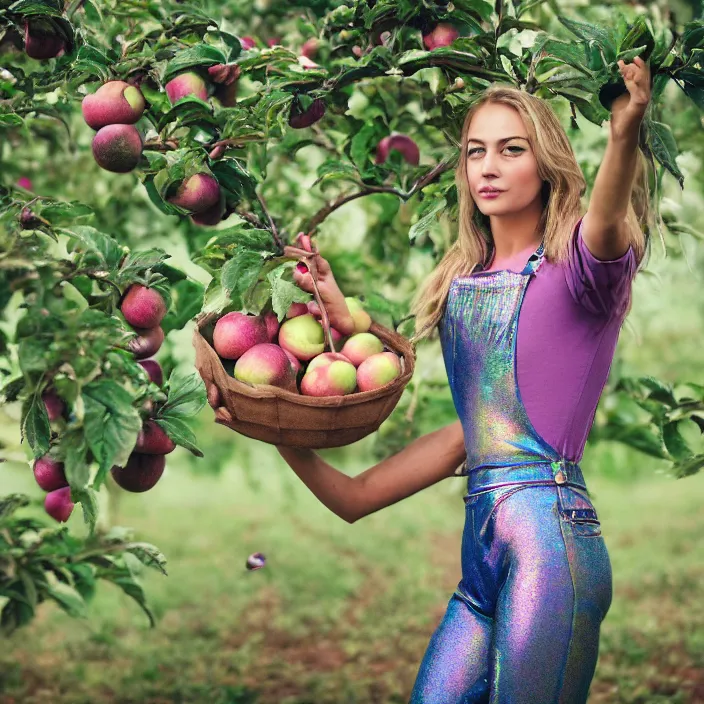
[465,103,543,217]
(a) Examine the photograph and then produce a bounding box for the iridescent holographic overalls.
[409,243,613,704]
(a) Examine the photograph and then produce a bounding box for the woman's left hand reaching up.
[610,55,651,138]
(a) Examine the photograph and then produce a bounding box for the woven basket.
[193,310,415,448]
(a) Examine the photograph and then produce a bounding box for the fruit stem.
[282,245,336,353]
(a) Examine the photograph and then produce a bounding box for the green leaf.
[0,598,35,637]
[312,159,361,192]
[557,15,617,63]
[222,249,267,302]
[618,425,668,459]
[154,416,202,457]
[100,570,156,627]
[45,572,88,619]
[73,486,99,534]
[118,249,170,279]
[210,159,259,203]
[8,0,65,18]
[671,453,704,478]
[662,421,692,461]
[350,122,379,172]
[163,45,227,83]
[409,197,447,244]
[40,201,94,222]
[125,543,168,576]
[82,382,142,488]
[646,120,684,189]
[142,175,178,216]
[0,494,31,521]
[639,375,678,407]
[21,392,51,458]
[161,279,204,336]
[17,568,39,610]
[157,371,207,420]
[60,226,123,271]
[63,431,90,489]
[155,97,218,132]
[268,263,310,321]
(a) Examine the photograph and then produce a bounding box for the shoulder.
[562,216,637,317]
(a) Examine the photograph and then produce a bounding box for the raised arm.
[276,420,466,523]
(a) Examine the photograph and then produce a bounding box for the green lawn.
[1,434,703,704]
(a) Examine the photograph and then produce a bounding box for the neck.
[486,202,544,262]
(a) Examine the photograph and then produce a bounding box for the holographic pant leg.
[409,483,612,703]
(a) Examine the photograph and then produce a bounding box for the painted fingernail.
[296,262,308,273]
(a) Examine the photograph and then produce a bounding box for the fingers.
[207,384,221,409]
[295,232,315,253]
[214,406,233,425]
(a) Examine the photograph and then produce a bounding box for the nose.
[481,149,500,177]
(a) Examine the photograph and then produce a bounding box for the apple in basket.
[300,358,357,397]
[234,343,298,392]
[278,314,324,361]
[356,352,402,392]
[340,332,384,367]
[213,312,269,359]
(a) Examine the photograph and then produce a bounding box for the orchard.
[1,0,704,700]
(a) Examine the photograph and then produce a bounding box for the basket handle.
[283,238,337,354]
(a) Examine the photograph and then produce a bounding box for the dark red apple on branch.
[138,359,163,386]
[168,173,221,214]
[91,124,143,172]
[111,452,166,492]
[121,284,167,329]
[33,456,68,492]
[24,20,65,60]
[135,420,175,455]
[128,325,165,359]
[289,98,326,129]
[375,133,420,166]
[44,486,74,522]
[42,390,65,421]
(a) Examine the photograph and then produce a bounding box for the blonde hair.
[410,84,653,344]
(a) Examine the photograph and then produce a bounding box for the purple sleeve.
[565,216,637,317]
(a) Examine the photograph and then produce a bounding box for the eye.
[467,146,525,156]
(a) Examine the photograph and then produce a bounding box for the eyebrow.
[466,136,529,145]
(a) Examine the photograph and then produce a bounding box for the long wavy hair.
[409,84,653,344]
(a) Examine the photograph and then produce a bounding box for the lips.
[479,188,503,194]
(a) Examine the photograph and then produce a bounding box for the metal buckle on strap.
[551,459,568,485]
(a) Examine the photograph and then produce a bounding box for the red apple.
[121,284,167,329]
[111,452,166,493]
[33,456,68,492]
[135,420,175,455]
[213,312,269,360]
[44,487,74,522]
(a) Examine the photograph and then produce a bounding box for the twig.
[256,190,284,251]
[235,210,267,230]
[143,140,179,152]
[305,158,455,234]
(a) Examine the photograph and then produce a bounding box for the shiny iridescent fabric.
[409,244,613,704]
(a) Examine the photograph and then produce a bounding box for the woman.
[210,57,653,703]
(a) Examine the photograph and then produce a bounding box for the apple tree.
[1,0,703,633]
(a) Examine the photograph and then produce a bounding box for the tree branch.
[304,158,455,235]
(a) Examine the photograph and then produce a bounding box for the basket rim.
[193,312,415,405]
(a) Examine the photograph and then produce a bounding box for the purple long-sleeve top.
[471,216,638,463]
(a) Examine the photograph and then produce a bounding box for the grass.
[1,432,703,704]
